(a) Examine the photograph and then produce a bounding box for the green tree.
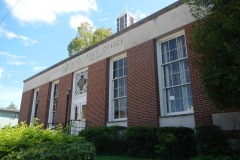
[184,0,240,108]
[7,102,17,109]
[67,22,112,56]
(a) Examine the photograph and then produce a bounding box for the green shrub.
[195,125,229,156]
[124,126,158,158]
[156,127,197,160]
[0,122,95,160]
[79,126,126,155]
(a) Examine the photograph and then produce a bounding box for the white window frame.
[30,88,39,123]
[109,53,127,122]
[157,30,194,116]
[48,80,59,128]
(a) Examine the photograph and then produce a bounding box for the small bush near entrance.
[79,126,126,155]
[0,122,95,160]
[195,125,229,156]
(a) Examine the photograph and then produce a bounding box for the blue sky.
[0,0,177,108]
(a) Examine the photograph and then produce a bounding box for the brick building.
[19,1,240,135]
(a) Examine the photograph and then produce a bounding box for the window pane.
[175,99,184,112]
[114,80,118,89]
[174,87,182,99]
[119,107,126,118]
[52,112,56,124]
[119,78,124,87]
[170,100,175,112]
[119,87,125,97]
[171,62,180,73]
[113,70,118,79]
[162,53,165,64]
[114,61,118,70]
[124,66,127,76]
[188,97,193,107]
[161,42,168,64]
[177,35,185,46]
[169,38,176,50]
[119,59,123,68]
[170,49,177,61]
[185,71,190,83]
[82,105,86,119]
[119,68,123,77]
[172,73,181,86]
[114,88,118,98]
[114,109,119,119]
[124,57,127,66]
[124,85,127,96]
[184,60,189,70]
[114,99,119,109]
[182,46,187,58]
[186,85,192,97]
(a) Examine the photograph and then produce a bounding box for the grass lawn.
[95,155,152,160]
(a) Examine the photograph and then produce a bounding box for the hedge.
[79,126,126,155]
[79,126,197,159]
[195,125,229,156]
[156,127,197,160]
[125,126,159,158]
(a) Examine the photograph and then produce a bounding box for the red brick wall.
[127,39,160,126]
[56,73,73,125]
[37,83,51,127]
[19,89,34,124]
[185,24,240,127]
[86,59,109,127]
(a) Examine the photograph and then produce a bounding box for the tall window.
[117,18,120,32]
[124,14,127,28]
[110,56,127,120]
[159,34,193,115]
[30,88,39,123]
[49,82,59,127]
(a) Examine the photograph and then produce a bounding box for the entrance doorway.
[71,102,86,134]
[70,69,88,135]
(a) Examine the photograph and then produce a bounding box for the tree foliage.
[67,22,112,56]
[7,102,17,109]
[185,0,240,108]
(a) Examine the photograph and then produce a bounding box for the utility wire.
[0,0,21,26]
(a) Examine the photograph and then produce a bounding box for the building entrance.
[70,69,88,134]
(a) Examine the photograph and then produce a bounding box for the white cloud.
[99,18,109,22]
[0,84,22,108]
[0,27,37,46]
[0,51,28,66]
[6,60,25,66]
[32,66,47,71]
[3,0,97,24]
[70,14,93,29]
[0,68,3,78]
[0,51,24,59]
[134,10,147,19]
